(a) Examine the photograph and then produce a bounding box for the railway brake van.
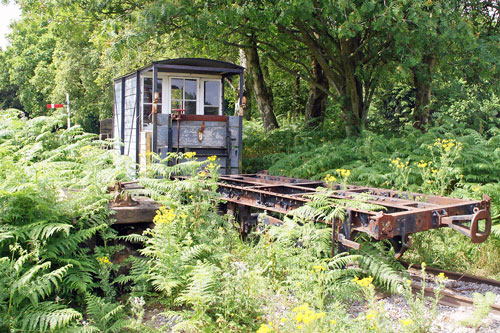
[112,58,245,174]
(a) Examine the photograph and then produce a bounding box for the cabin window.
[203,80,220,115]
[171,78,197,115]
[143,78,162,124]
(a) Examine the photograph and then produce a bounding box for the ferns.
[0,110,133,331]
[21,264,73,305]
[176,262,220,307]
[22,302,82,331]
[355,243,407,294]
[181,244,214,262]
[83,294,131,333]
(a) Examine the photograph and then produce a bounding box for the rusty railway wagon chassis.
[217,173,492,258]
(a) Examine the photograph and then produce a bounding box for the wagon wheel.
[335,210,361,255]
[389,234,413,259]
[226,203,255,239]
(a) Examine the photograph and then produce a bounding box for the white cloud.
[0,2,21,50]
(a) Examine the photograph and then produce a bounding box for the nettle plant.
[0,110,132,331]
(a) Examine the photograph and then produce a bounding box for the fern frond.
[21,302,82,331]
[356,243,406,294]
[117,233,149,243]
[181,244,214,263]
[176,262,220,307]
[22,264,72,305]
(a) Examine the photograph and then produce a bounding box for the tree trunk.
[339,38,366,137]
[412,53,437,130]
[292,76,301,118]
[305,57,329,127]
[239,48,253,120]
[244,38,279,131]
[294,24,375,137]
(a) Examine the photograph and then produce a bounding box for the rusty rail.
[403,262,500,288]
[411,283,500,316]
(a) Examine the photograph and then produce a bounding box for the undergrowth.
[3,109,498,331]
[0,109,133,331]
[244,120,500,279]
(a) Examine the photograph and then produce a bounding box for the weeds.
[2,109,499,331]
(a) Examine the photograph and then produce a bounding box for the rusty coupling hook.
[441,208,492,243]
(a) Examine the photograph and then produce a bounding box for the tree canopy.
[0,0,498,135]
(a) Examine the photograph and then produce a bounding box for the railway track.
[403,262,500,316]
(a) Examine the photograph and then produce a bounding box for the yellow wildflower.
[207,155,217,162]
[312,265,326,273]
[153,206,176,225]
[399,318,414,326]
[280,317,287,323]
[417,161,428,168]
[292,303,325,325]
[437,272,447,281]
[325,174,337,184]
[354,276,374,288]
[256,323,272,333]
[208,162,218,169]
[336,168,351,177]
[366,310,378,320]
[184,151,196,159]
[97,256,111,265]
[199,171,207,177]
[330,319,336,325]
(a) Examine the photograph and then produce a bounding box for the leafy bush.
[0,110,133,331]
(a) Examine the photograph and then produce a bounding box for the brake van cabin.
[112,58,244,174]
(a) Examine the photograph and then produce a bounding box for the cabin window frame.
[200,79,222,116]
[141,73,223,131]
[168,77,199,116]
[140,77,165,130]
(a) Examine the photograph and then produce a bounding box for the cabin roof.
[114,58,244,81]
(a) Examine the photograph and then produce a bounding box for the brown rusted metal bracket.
[440,208,491,243]
[198,121,205,142]
[338,234,361,250]
[172,109,185,153]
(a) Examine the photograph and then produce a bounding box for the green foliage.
[399,266,447,332]
[355,242,407,294]
[82,294,131,333]
[21,302,82,332]
[0,110,133,331]
[460,292,496,328]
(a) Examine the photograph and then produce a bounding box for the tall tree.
[244,37,279,131]
[124,1,281,131]
[305,57,329,127]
